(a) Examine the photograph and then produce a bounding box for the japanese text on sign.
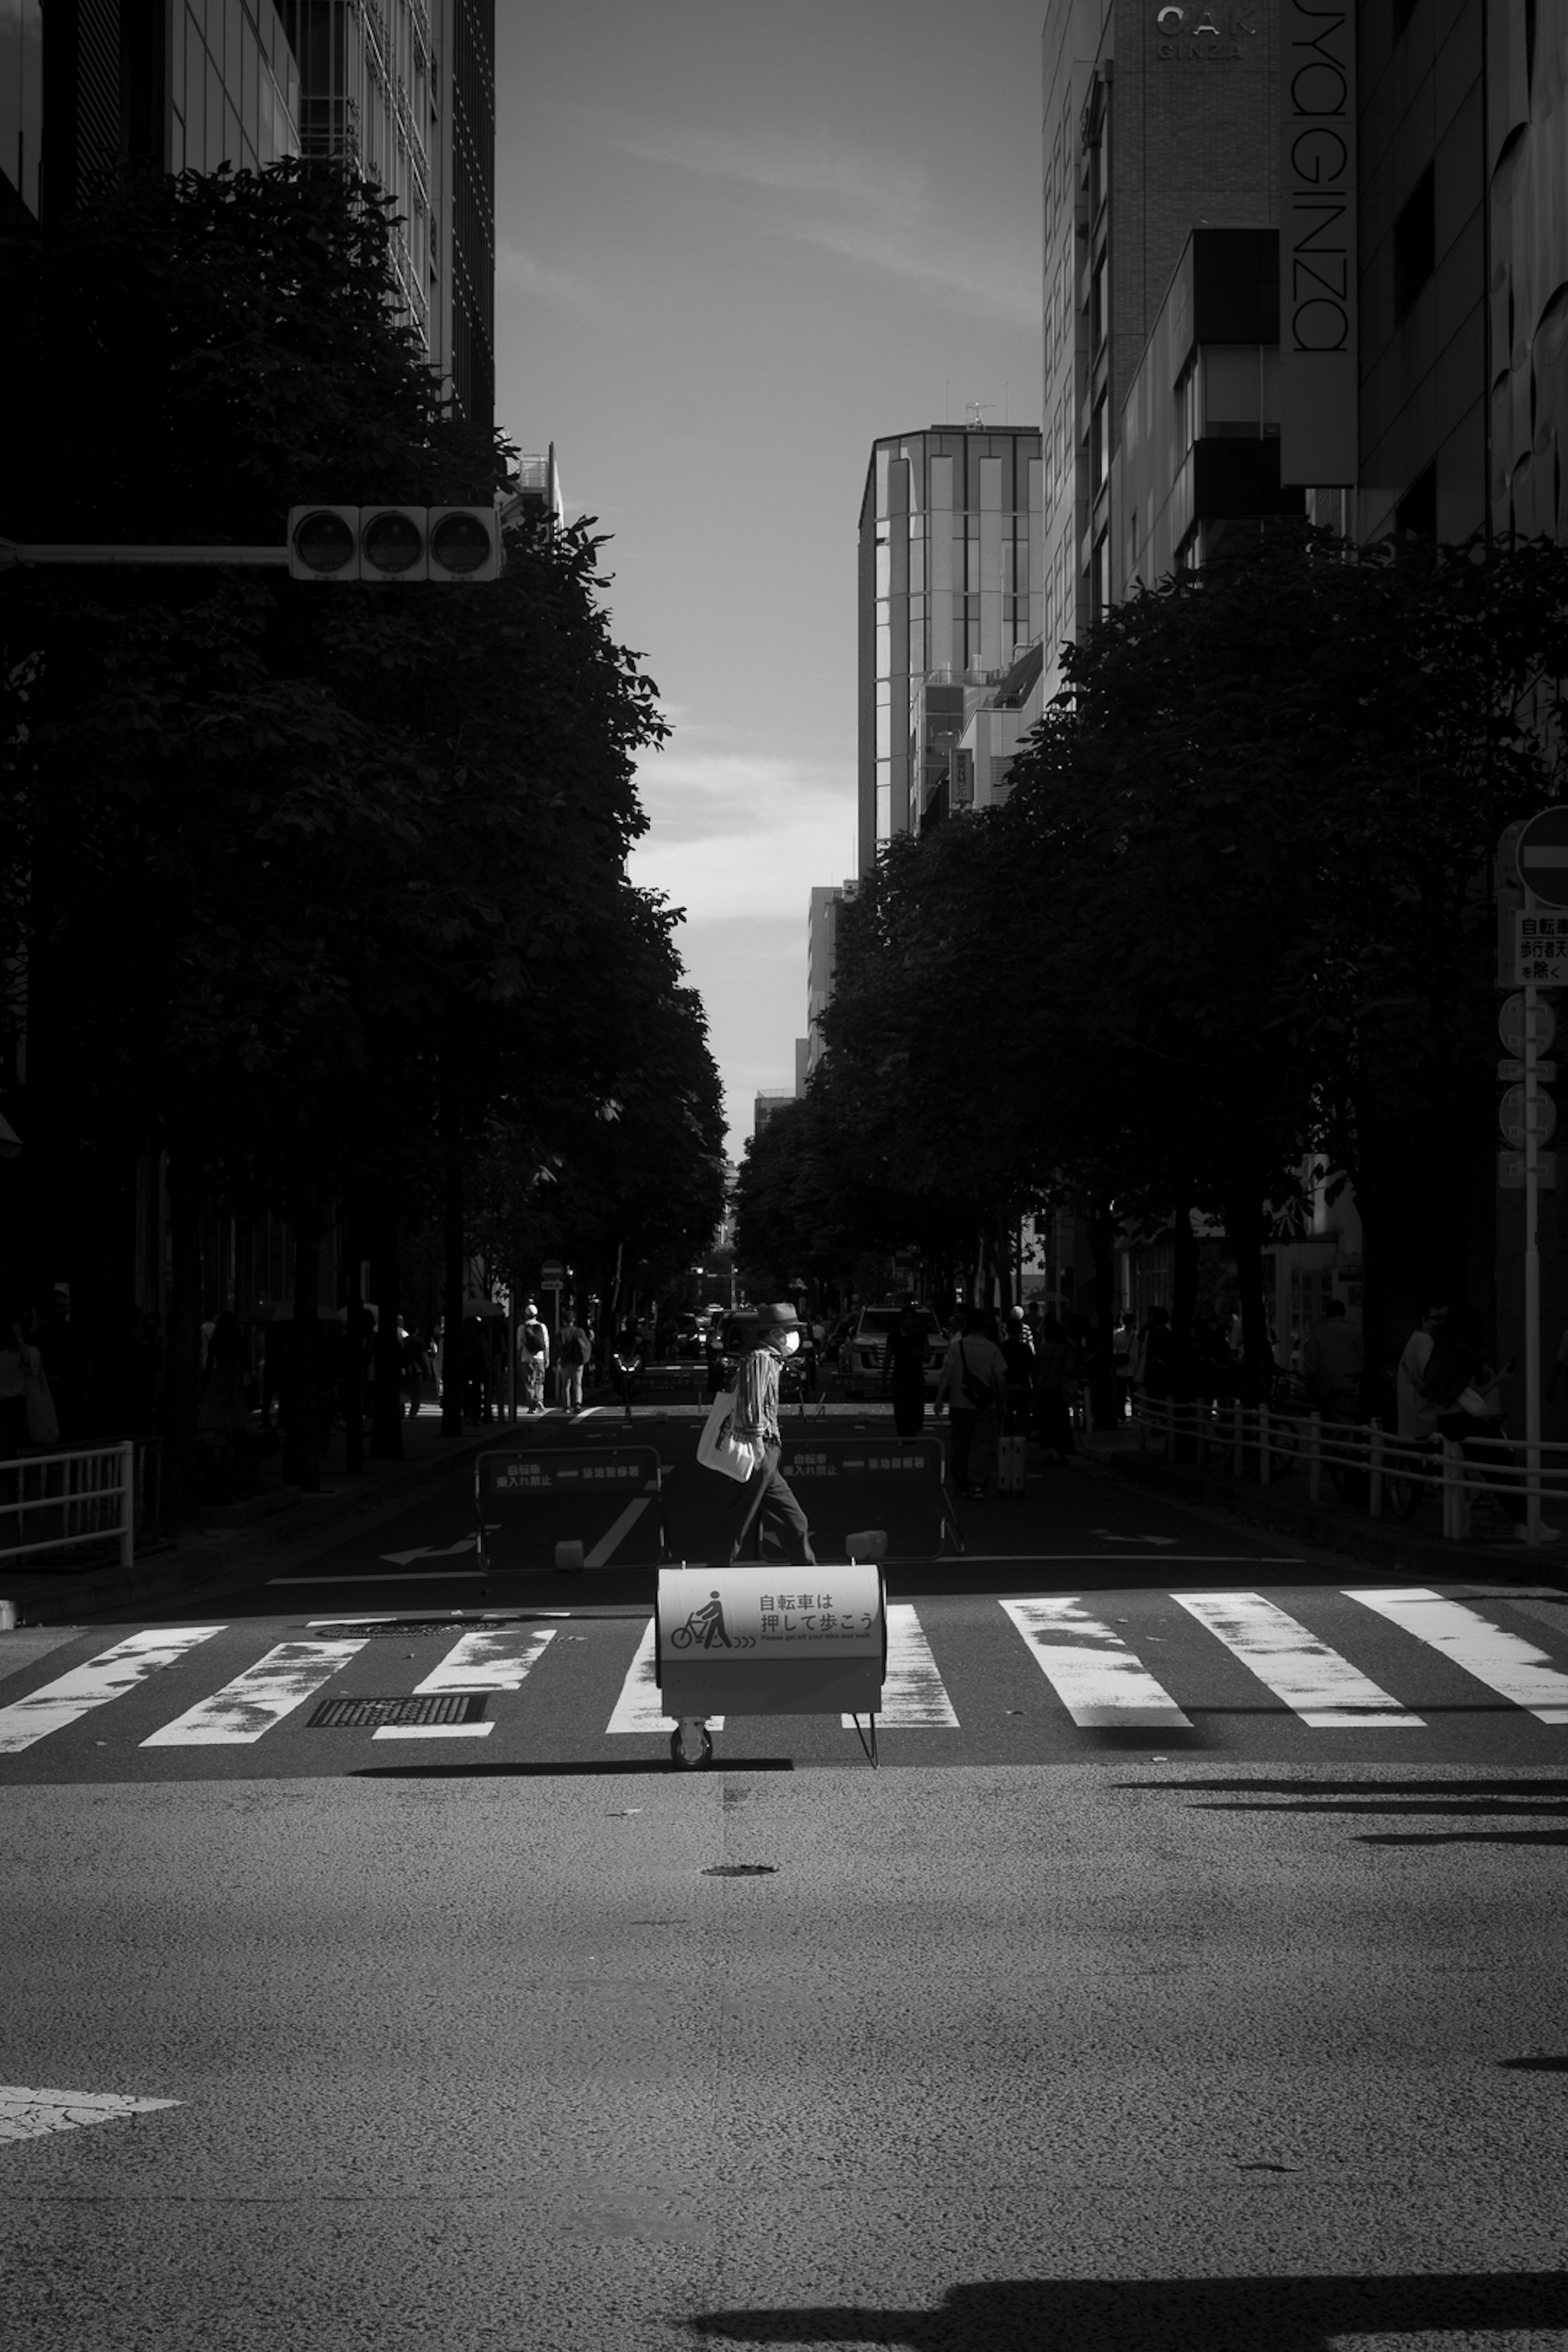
[1515,912,1568,984]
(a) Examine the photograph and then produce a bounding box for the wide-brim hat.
[755,1301,803,1330]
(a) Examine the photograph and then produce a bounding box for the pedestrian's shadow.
[683,2267,1568,2348]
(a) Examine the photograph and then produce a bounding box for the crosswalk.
[2,1588,1567,1757]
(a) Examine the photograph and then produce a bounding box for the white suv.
[841,1305,946,1397]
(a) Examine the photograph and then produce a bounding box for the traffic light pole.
[1,540,288,569]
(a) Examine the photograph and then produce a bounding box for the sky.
[493,1,1046,1159]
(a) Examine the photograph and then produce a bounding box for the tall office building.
[857,423,1042,873]
[1040,1,1283,699]
[3,1,493,431]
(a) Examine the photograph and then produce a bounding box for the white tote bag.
[696,1386,761,1482]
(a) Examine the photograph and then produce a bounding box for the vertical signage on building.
[1279,3,1358,486]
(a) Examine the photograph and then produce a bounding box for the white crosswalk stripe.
[605,1620,726,1733]
[999,1597,1193,1728]
[1346,1587,1568,1724]
[1174,1592,1424,1726]
[141,1639,366,1746]
[841,1603,958,1728]
[370,1624,558,1741]
[0,1628,226,1754]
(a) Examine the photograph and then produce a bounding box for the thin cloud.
[629,746,855,922]
[496,242,598,311]
[614,122,1038,328]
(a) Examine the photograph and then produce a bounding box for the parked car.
[840,1304,946,1397]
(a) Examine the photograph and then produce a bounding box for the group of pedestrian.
[1397,1297,1546,1539]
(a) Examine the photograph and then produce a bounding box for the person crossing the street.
[725,1302,817,1565]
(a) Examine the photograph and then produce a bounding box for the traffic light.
[287,507,501,583]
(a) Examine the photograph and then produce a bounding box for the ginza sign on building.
[1279,2,1358,486]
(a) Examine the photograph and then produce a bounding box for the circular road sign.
[1517,805,1568,907]
[1500,1084,1557,1148]
[1499,992,1557,1055]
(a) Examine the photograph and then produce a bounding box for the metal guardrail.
[0,1439,137,1570]
[1133,1395,1568,1545]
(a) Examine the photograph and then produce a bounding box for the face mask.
[780,1330,801,1355]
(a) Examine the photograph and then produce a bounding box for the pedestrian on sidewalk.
[1396,1299,1449,1443]
[1112,1310,1137,1419]
[935,1310,1009,1499]
[556,1305,591,1413]
[1302,1297,1363,1421]
[1000,1306,1036,1436]
[724,1303,816,1565]
[1030,1314,1078,1464]
[882,1304,931,1439]
[517,1301,549,1414]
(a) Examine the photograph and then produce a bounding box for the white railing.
[0,1441,136,1571]
[1133,1396,1568,1545]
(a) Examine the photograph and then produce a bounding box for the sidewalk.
[0,1402,590,1630]
[1076,1419,1568,1589]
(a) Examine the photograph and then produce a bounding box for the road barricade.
[768,1432,962,1559]
[475,1445,669,1575]
[655,1559,886,1765]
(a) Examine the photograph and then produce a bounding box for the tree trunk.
[367,1189,405,1460]
[1084,1194,1120,1431]
[1171,1189,1198,1403]
[1224,1187,1273,1408]
[161,1144,203,1521]
[342,1198,363,1475]
[441,1152,465,1437]
[283,1159,321,1492]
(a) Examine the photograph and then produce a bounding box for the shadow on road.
[684,2268,1568,2349]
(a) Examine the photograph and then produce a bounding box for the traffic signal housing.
[287,506,501,583]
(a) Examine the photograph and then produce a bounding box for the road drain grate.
[310,1693,490,1729]
[702,1864,778,1877]
[308,1618,525,1641]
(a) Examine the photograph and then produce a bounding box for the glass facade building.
[857,425,1042,874]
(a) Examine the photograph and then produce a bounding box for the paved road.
[2,1762,1565,2350]
[5,1417,1567,2346]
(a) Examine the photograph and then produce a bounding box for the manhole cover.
[310,1693,489,1729]
[702,1864,778,1877]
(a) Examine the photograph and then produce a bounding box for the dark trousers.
[891,1381,925,1438]
[726,1441,815,1564]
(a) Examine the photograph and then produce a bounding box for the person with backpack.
[555,1305,591,1413]
[935,1309,1010,1499]
[517,1300,550,1414]
[1419,1303,1544,1538]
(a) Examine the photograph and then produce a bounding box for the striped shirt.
[732,1344,782,1447]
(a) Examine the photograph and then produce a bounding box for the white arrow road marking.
[1001,1599,1193,1728]
[606,1621,724,1733]
[0,2087,180,2145]
[1347,1588,1568,1723]
[0,1628,226,1754]
[1173,1593,1424,1726]
[379,1534,479,1566]
[141,1639,366,1745]
[841,1603,958,1728]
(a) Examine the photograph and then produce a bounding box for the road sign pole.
[1525,983,1543,1544]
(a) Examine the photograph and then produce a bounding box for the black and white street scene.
[3,6,1568,2349]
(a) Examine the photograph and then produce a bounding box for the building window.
[1393,164,1436,323]
[1091,530,1110,619]
[1092,392,1108,488]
